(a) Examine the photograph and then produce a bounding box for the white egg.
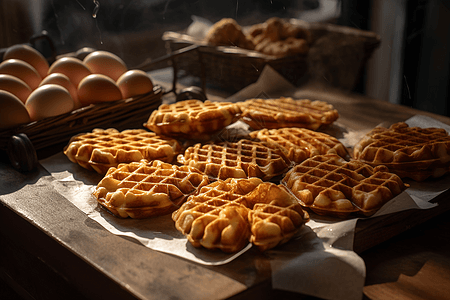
[116,69,154,99]
[25,84,74,121]
[77,74,123,106]
[0,59,42,90]
[39,73,81,109]
[48,57,91,87]
[0,74,32,104]
[0,90,31,129]
[3,44,49,78]
[83,50,127,81]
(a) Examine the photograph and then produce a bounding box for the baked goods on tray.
[250,127,349,164]
[144,99,241,141]
[177,139,291,181]
[172,177,309,252]
[93,160,210,218]
[238,97,339,130]
[64,128,182,174]
[353,122,450,181]
[282,154,407,217]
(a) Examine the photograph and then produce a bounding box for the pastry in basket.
[177,139,291,181]
[247,17,311,57]
[353,122,450,181]
[205,18,255,50]
[93,160,210,218]
[238,97,339,130]
[282,154,408,217]
[144,99,241,141]
[64,128,182,174]
[172,177,309,252]
[250,127,349,164]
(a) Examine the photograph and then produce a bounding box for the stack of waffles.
[63,98,446,253]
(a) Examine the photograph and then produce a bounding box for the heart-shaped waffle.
[172,177,309,253]
[177,139,291,181]
[238,97,339,130]
[144,99,241,141]
[282,154,407,217]
[250,127,349,164]
[353,122,450,181]
[93,160,210,218]
[64,128,182,174]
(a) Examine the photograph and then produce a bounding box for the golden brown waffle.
[282,154,407,217]
[238,97,339,130]
[144,99,241,141]
[250,127,349,164]
[93,160,210,218]
[177,139,291,181]
[353,122,450,181]
[64,128,182,174]
[172,177,309,252]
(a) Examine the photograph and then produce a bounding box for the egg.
[77,74,123,106]
[39,73,81,109]
[0,90,31,129]
[116,69,154,99]
[83,50,127,81]
[75,47,96,60]
[25,84,74,121]
[48,57,91,87]
[3,44,49,78]
[0,59,42,90]
[0,74,32,104]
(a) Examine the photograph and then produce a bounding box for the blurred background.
[1,0,449,116]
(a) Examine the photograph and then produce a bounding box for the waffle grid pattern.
[64,128,181,174]
[251,127,349,164]
[172,178,309,252]
[239,97,339,130]
[178,139,290,180]
[144,100,241,140]
[93,160,210,218]
[283,154,407,217]
[354,123,450,181]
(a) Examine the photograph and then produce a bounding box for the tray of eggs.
[0,44,163,157]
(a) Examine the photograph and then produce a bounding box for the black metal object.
[7,133,38,172]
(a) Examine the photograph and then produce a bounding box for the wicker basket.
[161,19,381,92]
[0,86,163,152]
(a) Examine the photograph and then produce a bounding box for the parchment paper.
[39,66,449,300]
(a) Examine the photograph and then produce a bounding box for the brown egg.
[116,69,154,99]
[25,84,74,121]
[0,90,31,129]
[40,73,81,109]
[48,57,91,87]
[83,50,127,81]
[0,59,42,90]
[0,74,32,104]
[3,44,49,78]
[77,74,123,106]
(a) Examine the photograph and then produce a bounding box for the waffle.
[353,122,450,181]
[238,97,339,130]
[144,99,241,141]
[250,127,349,164]
[177,139,291,181]
[64,128,182,174]
[172,177,309,252]
[282,154,407,217]
[93,160,210,218]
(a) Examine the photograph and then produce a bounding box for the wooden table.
[1,81,450,300]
